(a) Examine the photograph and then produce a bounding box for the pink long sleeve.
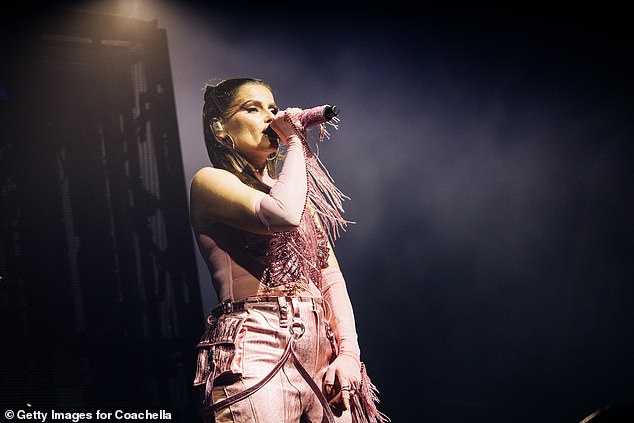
[321,267,361,361]
[255,136,308,231]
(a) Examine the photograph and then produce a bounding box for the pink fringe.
[302,119,353,242]
[290,112,388,421]
[351,363,390,423]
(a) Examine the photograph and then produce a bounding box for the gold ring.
[340,386,351,392]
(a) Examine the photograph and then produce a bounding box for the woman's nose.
[264,109,275,122]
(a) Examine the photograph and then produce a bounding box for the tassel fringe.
[351,363,391,423]
[302,119,353,243]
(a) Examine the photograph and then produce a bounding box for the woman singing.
[190,78,387,423]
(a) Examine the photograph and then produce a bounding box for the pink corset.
[195,210,330,301]
[244,210,330,291]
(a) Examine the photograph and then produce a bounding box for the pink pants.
[195,297,352,423]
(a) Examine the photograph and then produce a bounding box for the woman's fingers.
[323,367,336,395]
[270,108,304,141]
[338,375,350,410]
[324,365,358,410]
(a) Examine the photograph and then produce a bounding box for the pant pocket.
[194,313,247,387]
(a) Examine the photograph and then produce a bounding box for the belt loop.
[289,297,305,339]
[278,297,289,328]
[290,297,300,320]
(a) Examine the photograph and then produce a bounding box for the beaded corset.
[244,210,330,293]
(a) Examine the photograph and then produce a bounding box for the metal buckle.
[324,322,334,341]
[221,300,234,315]
[210,300,234,318]
[290,321,305,338]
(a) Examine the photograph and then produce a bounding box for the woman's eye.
[246,107,258,113]
[271,108,279,115]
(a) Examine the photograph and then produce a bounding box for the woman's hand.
[270,107,303,144]
[323,353,361,412]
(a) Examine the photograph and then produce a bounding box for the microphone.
[265,105,340,139]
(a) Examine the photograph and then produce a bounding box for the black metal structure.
[0,10,203,420]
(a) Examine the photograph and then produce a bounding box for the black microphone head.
[264,125,279,139]
[324,105,340,120]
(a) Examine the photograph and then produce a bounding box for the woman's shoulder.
[190,167,244,209]
[191,167,239,189]
[192,166,233,180]
[189,166,265,232]
[190,167,239,229]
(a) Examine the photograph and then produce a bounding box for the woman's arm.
[322,251,361,359]
[190,135,306,233]
[255,136,307,230]
[190,110,307,233]
[190,167,270,233]
[321,241,362,410]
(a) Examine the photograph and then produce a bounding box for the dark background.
[2,2,633,422]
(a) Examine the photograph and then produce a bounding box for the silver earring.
[225,134,236,150]
[267,148,279,161]
[212,121,223,132]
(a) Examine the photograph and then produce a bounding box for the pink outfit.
[197,297,351,422]
[193,109,388,422]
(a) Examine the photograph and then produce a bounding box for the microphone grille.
[325,105,340,120]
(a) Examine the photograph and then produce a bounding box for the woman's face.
[222,83,279,165]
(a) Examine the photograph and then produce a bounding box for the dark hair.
[202,78,277,192]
